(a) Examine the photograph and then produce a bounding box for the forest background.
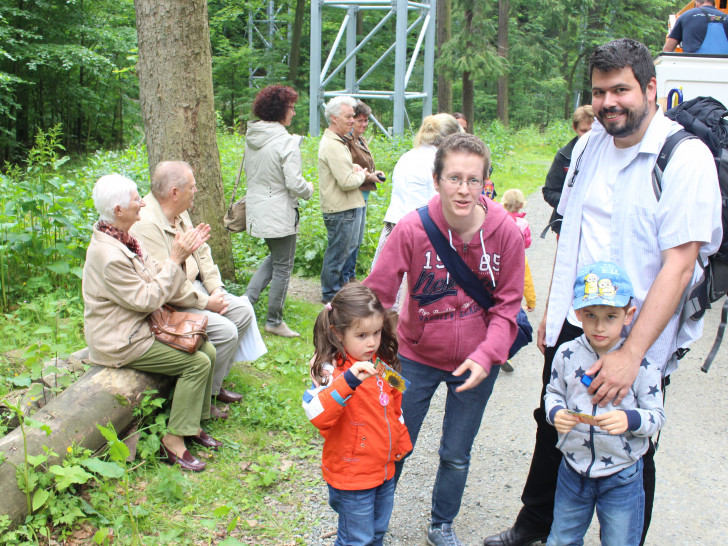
[0,0,687,543]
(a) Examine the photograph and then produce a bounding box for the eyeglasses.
[439,176,484,189]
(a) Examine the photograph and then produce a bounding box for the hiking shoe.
[502,360,514,373]
[264,321,300,338]
[427,523,463,546]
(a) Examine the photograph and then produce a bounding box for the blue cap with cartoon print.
[573,261,633,310]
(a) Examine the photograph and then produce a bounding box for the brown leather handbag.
[148,305,208,353]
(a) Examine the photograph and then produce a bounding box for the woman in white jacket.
[244,85,314,337]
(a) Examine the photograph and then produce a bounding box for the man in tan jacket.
[133,161,255,415]
[318,96,368,303]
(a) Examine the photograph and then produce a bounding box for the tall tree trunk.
[134,0,234,280]
[496,0,509,126]
[462,5,474,131]
[436,0,452,113]
[463,71,474,132]
[288,0,306,85]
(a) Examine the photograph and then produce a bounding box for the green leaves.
[32,489,49,511]
[81,458,125,479]
[96,423,130,463]
[48,464,93,490]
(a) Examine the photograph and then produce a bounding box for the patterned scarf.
[97,221,143,257]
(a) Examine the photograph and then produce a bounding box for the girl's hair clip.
[325,302,332,311]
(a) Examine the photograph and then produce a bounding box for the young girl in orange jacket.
[303,283,412,545]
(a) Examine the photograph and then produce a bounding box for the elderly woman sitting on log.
[82,174,221,472]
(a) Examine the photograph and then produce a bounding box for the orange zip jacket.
[302,355,412,490]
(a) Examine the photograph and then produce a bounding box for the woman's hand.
[170,223,211,264]
[452,358,488,392]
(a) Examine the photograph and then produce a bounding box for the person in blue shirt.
[664,0,728,54]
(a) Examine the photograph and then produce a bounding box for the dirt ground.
[298,191,728,546]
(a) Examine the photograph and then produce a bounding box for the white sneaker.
[264,321,300,338]
[427,523,463,546]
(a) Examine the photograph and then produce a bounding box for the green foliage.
[131,389,167,460]
[438,0,504,83]
[0,402,99,543]
[0,126,93,310]
[0,0,139,160]
[246,453,281,488]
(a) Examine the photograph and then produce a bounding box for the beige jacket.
[318,128,366,213]
[82,227,187,367]
[132,193,223,310]
[244,120,313,238]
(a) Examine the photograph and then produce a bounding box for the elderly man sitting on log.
[82,174,221,472]
[132,161,258,417]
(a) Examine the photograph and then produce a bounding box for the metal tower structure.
[309,0,436,137]
[248,1,290,87]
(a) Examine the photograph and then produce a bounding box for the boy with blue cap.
[544,261,666,546]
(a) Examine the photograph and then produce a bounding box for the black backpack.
[656,96,728,371]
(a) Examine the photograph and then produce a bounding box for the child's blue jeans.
[328,478,395,546]
[548,458,644,546]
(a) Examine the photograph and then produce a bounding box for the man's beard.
[598,97,649,139]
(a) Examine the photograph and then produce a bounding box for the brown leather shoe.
[188,430,223,451]
[216,388,243,404]
[159,444,206,472]
[209,405,229,420]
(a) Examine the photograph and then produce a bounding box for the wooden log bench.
[0,348,172,526]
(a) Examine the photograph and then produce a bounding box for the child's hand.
[554,409,579,434]
[349,360,377,381]
[595,410,628,435]
[526,306,535,312]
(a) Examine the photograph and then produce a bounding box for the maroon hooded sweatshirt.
[363,193,525,374]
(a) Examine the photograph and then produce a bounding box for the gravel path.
[300,190,728,546]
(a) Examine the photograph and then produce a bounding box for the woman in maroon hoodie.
[363,133,525,545]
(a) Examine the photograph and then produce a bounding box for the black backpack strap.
[540,218,562,239]
[652,129,696,200]
[416,206,495,310]
[702,299,728,373]
[566,135,590,189]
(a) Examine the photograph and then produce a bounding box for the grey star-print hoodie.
[544,335,666,478]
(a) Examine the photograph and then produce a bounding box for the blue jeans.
[321,209,359,302]
[394,355,500,526]
[343,205,367,282]
[328,478,395,546]
[548,459,644,546]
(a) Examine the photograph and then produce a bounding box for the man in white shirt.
[483,38,721,546]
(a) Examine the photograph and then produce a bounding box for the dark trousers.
[515,321,666,546]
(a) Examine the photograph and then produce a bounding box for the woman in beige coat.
[82,174,219,472]
[244,84,313,338]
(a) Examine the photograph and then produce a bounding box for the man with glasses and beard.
[483,38,722,546]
